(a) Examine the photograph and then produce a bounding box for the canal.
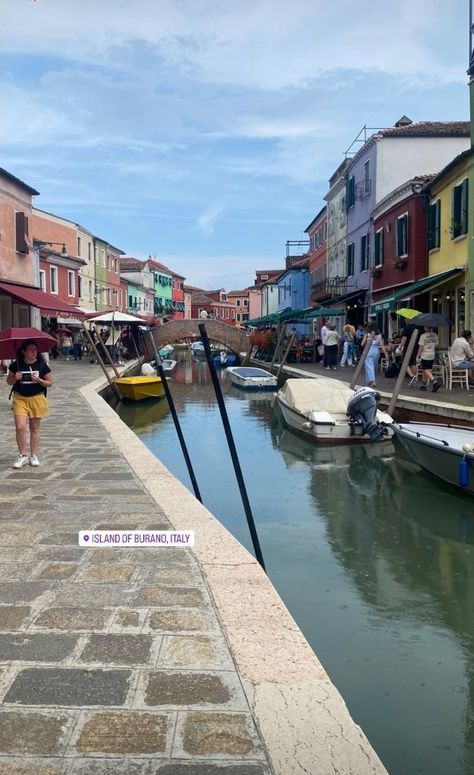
[117,360,474,775]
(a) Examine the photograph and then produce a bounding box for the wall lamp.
[34,239,68,257]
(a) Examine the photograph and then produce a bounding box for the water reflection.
[115,364,474,775]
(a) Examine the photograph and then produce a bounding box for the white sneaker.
[13,455,29,469]
[29,455,40,467]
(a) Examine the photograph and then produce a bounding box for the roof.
[0,168,39,196]
[379,121,469,138]
[304,205,327,234]
[422,147,474,193]
[190,292,218,305]
[147,258,185,279]
[227,289,250,296]
[119,257,148,271]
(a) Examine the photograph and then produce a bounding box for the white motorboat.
[393,422,474,494]
[226,366,277,390]
[160,358,177,375]
[275,377,392,444]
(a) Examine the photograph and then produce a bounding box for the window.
[261,274,268,280]
[242,313,249,321]
[235,299,241,306]
[346,243,354,276]
[452,179,468,238]
[39,270,46,290]
[364,160,370,194]
[346,176,355,209]
[225,309,229,319]
[129,294,133,308]
[78,276,82,298]
[15,212,29,254]
[428,199,441,250]
[67,271,74,296]
[88,242,91,261]
[374,228,384,267]
[396,214,408,256]
[243,299,248,307]
[360,233,369,271]
[50,266,58,294]
[77,237,81,256]
[89,280,93,300]
[236,313,241,322]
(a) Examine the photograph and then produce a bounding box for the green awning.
[300,307,346,319]
[370,267,465,314]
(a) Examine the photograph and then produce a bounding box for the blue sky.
[1,0,470,290]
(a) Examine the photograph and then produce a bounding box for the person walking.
[320,319,329,368]
[60,333,72,360]
[416,326,440,392]
[324,323,340,370]
[361,325,388,387]
[340,323,355,367]
[72,330,83,361]
[6,339,53,469]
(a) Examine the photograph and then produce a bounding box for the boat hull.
[393,422,474,494]
[226,367,277,390]
[115,376,166,402]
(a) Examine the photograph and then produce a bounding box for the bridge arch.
[151,319,251,356]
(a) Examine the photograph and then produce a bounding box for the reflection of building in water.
[307,447,474,769]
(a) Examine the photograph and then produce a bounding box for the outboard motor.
[346,387,386,441]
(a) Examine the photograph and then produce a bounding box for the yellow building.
[426,148,472,343]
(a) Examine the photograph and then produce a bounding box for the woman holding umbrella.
[6,339,53,469]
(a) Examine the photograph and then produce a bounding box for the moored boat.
[213,351,239,368]
[115,375,166,402]
[393,421,474,494]
[226,366,277,390]
[275,377,392,444]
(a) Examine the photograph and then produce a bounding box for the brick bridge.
[151,319,251,356]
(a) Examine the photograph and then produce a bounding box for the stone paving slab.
[0,359,389,773]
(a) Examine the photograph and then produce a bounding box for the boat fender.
[459,458,470,488]
[463,442,474,454]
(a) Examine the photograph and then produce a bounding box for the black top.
[8,358,51,397]
[401,324,416,351]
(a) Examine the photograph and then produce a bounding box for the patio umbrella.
[0,327,57,360]
[396,308,422,319]
[87,311,146,323]
[412,312,450,327]
[55,327,72,334]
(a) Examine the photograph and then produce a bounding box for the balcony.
[311,276,349,302]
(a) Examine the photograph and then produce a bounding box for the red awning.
[0,281,85,319]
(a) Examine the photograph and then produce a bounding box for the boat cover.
[279,378,353,415]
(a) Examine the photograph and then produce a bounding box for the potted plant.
[370,266,382,278]
[393,257,407,269]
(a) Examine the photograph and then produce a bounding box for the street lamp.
[34,239,68,257]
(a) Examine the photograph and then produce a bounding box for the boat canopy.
[280,378,353,415]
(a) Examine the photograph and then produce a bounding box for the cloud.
[197,206,223,235]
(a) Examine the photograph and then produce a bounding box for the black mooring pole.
[146,331,203,503]
[199,323,266,572]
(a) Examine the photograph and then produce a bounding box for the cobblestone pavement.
[0,360,273,774]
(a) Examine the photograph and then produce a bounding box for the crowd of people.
[45,325,137,366]
[315,319,474,390]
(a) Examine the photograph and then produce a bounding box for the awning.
[300,307,346,320]
[370,268,465,314]
[0,281,85,319]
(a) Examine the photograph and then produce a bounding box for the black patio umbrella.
[413,312,450,327]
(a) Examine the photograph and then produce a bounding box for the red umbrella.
[0,327,58,360]
[56,327,72,334]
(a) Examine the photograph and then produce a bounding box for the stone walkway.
[0,360,274,774]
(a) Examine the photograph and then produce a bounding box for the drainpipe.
[467,3,474,330]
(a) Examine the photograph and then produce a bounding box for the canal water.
[117,360,474,775]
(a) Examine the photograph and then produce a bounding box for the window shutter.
[15,212,28,254]
[462,178,468,233]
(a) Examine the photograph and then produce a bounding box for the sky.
[1,0,471,290]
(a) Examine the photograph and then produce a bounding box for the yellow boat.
[115,375,166,402]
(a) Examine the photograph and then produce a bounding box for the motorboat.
[275,377,392,444]
[393,422,474,494]
[142,359,177,376]
[161,358,177,375]
[159,345,174,358]
[213,351,239,368]
[115,375,166,402]
[226,366,277,390]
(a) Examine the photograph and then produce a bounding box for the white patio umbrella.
[87,311,147,323]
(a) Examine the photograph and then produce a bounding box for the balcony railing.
[311,276,349,302]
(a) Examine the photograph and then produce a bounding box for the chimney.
[394,115,413,127]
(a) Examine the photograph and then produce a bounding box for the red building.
[371,175,433,336]
[187,287,236,323]
[305,206,328,305]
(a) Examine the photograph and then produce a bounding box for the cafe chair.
[445,351,470,390]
